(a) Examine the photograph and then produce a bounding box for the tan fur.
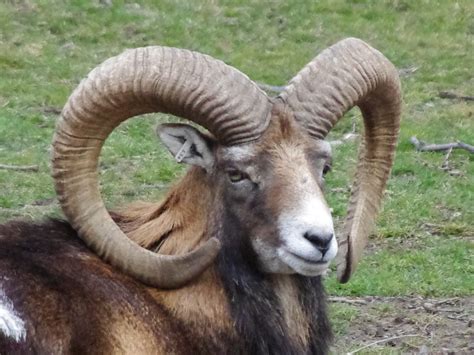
[106,312,161,354]
[119,168,212,254]
[148,268,234,342]
[272,275,310,348]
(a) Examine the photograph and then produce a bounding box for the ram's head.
[52,38,401,289]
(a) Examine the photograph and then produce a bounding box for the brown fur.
[0,220,193,353]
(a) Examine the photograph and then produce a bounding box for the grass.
[0,0,473,351]
[327,235,474,297]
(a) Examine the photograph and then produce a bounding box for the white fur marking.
[221,145,254,161]
[277,195,337,276]
[0,289,26,342]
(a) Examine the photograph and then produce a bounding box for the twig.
[329,133,360,147]
[410,136,474,154]
[256,82,286,93]
[347,334,423,355]
[0,164,39,172]
[458,141,474,152]
[439,91,474,101]
[351,118,356,133]
[434,297,460,306]
[437,308,464,313]
[446,314,468,321]
[41,106,62,115]
[329,296,368,305]
[398,66,419,77]
[441,147,453,170]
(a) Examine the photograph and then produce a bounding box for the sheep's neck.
[117,168,235,341]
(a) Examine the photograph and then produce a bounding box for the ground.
[332,294,473,354]
[0,1,473,353]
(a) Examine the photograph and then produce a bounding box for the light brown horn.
[52,46,271,289]
[279,38,402,283]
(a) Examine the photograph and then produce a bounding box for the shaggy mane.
[114,167,214,255]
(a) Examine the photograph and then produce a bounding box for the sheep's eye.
[323,163,331,176]
[227,170,247,183]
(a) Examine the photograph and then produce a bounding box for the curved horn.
[279,38,402,283]
[53,46,271,289]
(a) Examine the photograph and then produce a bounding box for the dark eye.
[227,170,248,183]
[323,163,331,176]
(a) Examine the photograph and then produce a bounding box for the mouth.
[287,250,327,264]
[277,248,330,276]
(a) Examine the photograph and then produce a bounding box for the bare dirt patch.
[332,296,473,354]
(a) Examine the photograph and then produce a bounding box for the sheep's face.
[216,111,337,276]
[159,107,338,277]
[159,107,337,276]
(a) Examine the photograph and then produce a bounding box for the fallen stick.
[347,334,423,355]
[441,147,453,170]
[329,133,360,147]
[0,164,39,172]
[256,82,286,93]
[398,66,419,77]
[410,136,474,154]
[434,297,460,306]
[446,314,468,321]
[439,91,474,101]
[328,296,368,305]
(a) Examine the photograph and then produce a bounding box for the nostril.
[303,232,333,254]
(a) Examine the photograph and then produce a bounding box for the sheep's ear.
[157,124,215,171]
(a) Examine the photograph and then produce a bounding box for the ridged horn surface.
[52,46,271,289]
[279,38,402,283]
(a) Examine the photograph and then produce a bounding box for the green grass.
[326,235,474,297]
[0,1,473,347]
